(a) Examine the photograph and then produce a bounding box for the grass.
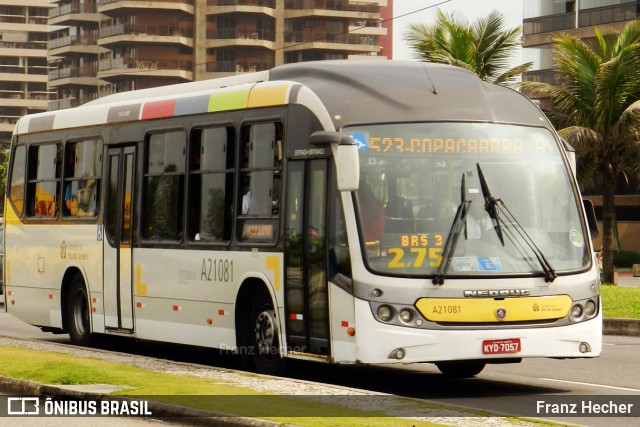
[601,284,640,319]
[0,345,471,427]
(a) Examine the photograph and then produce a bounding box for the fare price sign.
[378,233,444,269]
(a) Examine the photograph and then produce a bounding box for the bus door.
[285,158,330,357]
[103,146,135,331]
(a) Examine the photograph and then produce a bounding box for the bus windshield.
[346,122,589,278]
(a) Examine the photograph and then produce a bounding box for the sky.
[391,0,524,61]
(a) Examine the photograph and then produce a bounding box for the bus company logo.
[463,289,531,298]
[533,303,540,312]
[495,308,507,321]
[60,241,67,259]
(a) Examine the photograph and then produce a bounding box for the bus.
[2,60,601,377]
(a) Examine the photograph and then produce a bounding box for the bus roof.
[15,60,550,135]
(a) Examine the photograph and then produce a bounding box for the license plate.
[482,338,521,355]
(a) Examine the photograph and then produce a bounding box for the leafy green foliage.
[404,9,532,86]
[521,21,640,284]
[613,251,640,268]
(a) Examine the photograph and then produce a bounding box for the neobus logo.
[464,289,531,298]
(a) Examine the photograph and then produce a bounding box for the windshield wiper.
[432,173,470,285]
[476,163,505,246]
[476,163,557,282]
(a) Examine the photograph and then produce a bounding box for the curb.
[0,376,285,427]
[603,318,640,336]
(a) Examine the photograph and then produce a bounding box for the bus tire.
[249,290,286,375]
[66,275,92,346]
[435,361,486,378]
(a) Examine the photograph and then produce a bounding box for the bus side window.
[189,126,235,242]
[63,140,102,218]
[27,143,61,218]
[9,145,26,216]
[239,122,282,216]
[143,130,186,241]
[238,122,282,243]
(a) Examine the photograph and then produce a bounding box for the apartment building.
[0,0,52,148]
[522,0,640,84]
[522,0,640,251]
[48,0,390,111]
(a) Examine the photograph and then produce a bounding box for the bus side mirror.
[583,199,599,239]
[310,131,360,192]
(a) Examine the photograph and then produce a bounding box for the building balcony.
[49,93,98,110]
[0,15,48,25]
[206,0,276,16]
[579,2,640,27]
[0,41,49,54]
[201,59,274,79]
[523,12,575,36]
[49,2,101,25]
[97,0,194,14]
[48,67,103,87]
[0,116,19,133]
[205,28,276,48]
[0,65,49,76]
[99,23,194,47]
[284,30,379,50]
[97,57,193,80]
[49,35,105,57]
[208,0,275,6]
[50,97,79,111]
[522,69,560,86]
[285,0,379,13]
[348,22,387,36]
[0,92,49,108]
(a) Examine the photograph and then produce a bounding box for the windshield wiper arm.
[433,173,470,285]
[476,163,556,282]
[476,163,505,246]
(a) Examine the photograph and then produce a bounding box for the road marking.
[540,377,640,392]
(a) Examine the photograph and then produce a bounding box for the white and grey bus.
[3,60,601,376]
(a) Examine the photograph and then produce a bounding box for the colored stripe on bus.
[248,85,289,108]
[141,99,176,119]
[108,104,142,123]
[28,114,55,132]
[208,89,250,112]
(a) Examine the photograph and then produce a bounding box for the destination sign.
[367,137,548,154]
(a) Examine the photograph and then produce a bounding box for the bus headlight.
[584,299,597,317]
[377,305,394,322]
[568,297,599,323]
[399,308,414,323]
[570,304,583,321]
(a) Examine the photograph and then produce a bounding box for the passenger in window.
[64,149,78,216]
[242,190,251,214]
[77,178,97,216]
[65,182,79,216]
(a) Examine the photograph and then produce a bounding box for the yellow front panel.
[415,295,573,322]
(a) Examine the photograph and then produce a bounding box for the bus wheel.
[66,275,92,346]
[249,292,286,375]
[435,361,486,378]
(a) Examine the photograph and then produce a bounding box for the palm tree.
[404,9,532,86]
[521,21,640,284]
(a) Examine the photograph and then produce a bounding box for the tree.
[404,9,532,86]
[521,21,640,284]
